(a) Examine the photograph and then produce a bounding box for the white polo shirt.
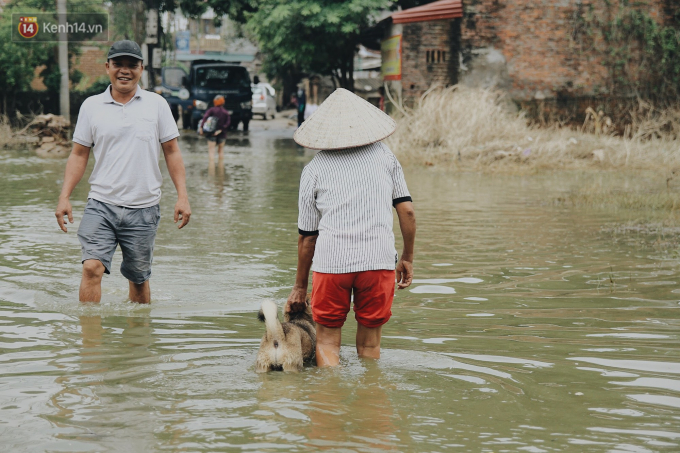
[297,142,412,274]
[72,85,180,208]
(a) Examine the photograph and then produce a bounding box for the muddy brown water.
[1,125,679,452]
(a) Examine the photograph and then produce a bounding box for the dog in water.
[256,299,316,372]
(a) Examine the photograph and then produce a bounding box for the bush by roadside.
[387,86,680,172]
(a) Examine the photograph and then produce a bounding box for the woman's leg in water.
[217,141,225,162]
[207,139,216,167]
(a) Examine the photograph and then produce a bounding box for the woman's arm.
[395,201,416,289]
[286,234,317,313]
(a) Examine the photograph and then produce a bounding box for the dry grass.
[386,86,680,172]
[602,221,680,252]
[0,115,19,149]
[0,114,36,149]
[561,186,680,212]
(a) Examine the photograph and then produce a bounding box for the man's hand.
[55,197,74,233]
[286,286,308,313]
[213,130,222,136]
[174,197,191,229]
[162,138,190,228]
[55,143,90,233]
[396,258,413,289]
[198,129,203,135]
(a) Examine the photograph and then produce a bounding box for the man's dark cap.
[107,40,143,61]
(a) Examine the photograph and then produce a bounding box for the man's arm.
[161,138,191,229]
[55,143,91,232]
[286,234,317,313]
[395,201,416,289]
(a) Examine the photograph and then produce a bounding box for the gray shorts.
[77,198,161,284]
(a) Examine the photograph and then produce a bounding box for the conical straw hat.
[293,88,396,150]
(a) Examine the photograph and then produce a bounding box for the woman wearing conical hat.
[285,88,417,367]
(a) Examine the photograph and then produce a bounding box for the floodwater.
[1,122,679,452]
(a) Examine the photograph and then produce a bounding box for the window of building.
[426,50,447,64]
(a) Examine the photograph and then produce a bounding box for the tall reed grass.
[386,86,680,172]
[0,115,19,149]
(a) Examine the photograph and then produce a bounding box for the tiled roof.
[391,0,463,24]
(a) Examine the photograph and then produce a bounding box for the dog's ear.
[257,308,265,322]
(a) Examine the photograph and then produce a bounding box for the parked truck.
[157,60,253,131]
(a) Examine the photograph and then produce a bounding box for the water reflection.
[304,363,399,450]
[80,315,106,374]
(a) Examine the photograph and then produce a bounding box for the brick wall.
[401,19,460,102]
[396,0,675,106]
[75,46,108,89]
[30,45,108,92]
[460,0,673,101]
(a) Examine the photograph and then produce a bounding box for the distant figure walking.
[199,95,231,169]
[295,88,306,127]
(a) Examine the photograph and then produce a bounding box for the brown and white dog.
[255,300,316,372]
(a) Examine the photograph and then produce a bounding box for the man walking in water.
[55,40,191,303]
[286,88,416,366]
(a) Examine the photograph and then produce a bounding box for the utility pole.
[57,0,70,123]
[144,8,159,89]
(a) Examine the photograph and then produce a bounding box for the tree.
[171,0,390,91]
[245,0,390,91]
[0,4,54,115]
[2,0,108,117]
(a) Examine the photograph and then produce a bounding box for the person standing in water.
[54,40,191,304]
[295,88,306,127]
[199,95,231,169]
[286,88,416,367]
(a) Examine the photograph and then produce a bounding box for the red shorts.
[311,270,396,328]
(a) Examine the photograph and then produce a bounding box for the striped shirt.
[298,142,412,274]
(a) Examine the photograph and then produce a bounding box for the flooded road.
[1,122,679,452]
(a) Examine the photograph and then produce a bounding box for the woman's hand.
[396,258,413,289]
[286,286,308,313]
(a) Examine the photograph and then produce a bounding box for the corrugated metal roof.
[391,0,463,24]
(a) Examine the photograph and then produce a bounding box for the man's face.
[106,56,143,93]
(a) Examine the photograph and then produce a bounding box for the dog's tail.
[258,300,285,340]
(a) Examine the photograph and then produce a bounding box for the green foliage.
[2,0,106,109]
[172,0,390,88]
[572,2,680,102]
[245,0,390,88]
[0,3,54,112]
[108,0,147,42]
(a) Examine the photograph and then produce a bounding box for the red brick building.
[31,46,108,91]
[365,0,678,107]
[74,46,108,89]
